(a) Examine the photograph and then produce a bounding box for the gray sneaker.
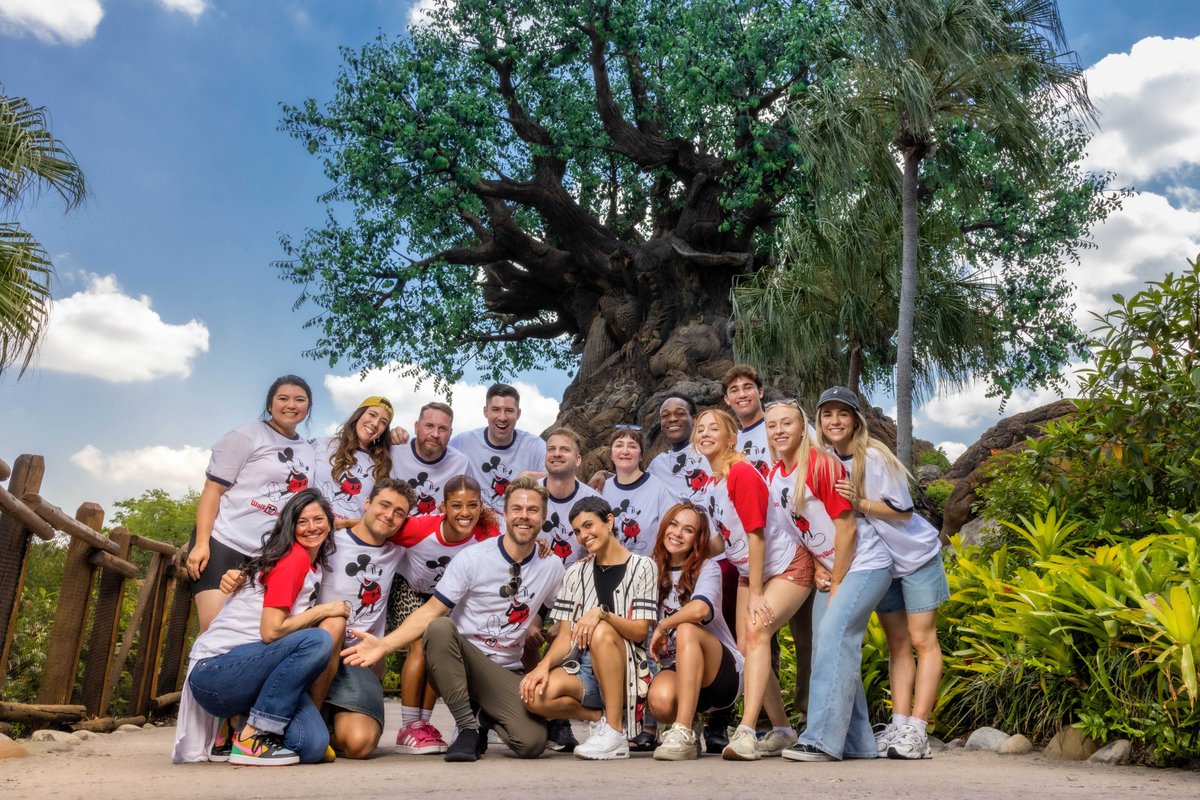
[756,728,797,757]
[873,722,900,756]
[887,724,932,760]
[721,726,761,761]
[653,723,698,761]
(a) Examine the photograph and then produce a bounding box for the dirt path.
[2,703,1196,800]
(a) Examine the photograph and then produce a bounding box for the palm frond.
[0,222,52,376]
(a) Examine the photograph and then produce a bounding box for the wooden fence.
[0,454,192,732]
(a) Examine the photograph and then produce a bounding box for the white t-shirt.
[189,543,322,661]
[541,478,601,567]
[602,472,677,556]
[647,443,711,506]
[768,457,890,573]
[736,418,773,479]
[432,537,564,670]
[843,449,942,577]
[318,529,404,646]
[206,421,318,555]
[657,559,743,674]
[706,460,779,578]
[394,514,499,595]
[389,441,471,516]
[311,437,379,522]
[449,428,548,514]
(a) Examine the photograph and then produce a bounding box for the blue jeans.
[188,627,332,763]
[800,567,892,759]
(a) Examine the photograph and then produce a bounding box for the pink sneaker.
[395,720,448,754]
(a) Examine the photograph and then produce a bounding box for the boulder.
[30,729,81,745]
[956,516,1003,548]
[116,723,144,733]
[1043,727,1098,760]
[999,734,1033,754]
[941,399,1076,537]
[1088,739,1131,765]
[0,733,28,760]
[928,735,946,751]
[917,464,943,483]
[945,737,965,749]
[73,730,101,741]
[964,726,1011,752]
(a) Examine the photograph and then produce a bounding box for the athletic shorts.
[663,644,741,713]
[323,662,385,728]
[187,530,251,594]
[876,554,949,614]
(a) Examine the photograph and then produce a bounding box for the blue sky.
[1,0,1198,518]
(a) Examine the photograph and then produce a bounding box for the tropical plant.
[0,89,86,376]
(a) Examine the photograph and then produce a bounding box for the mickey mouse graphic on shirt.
[480,456,514,503]
[424,555,452,586]
[497,565,531,633]
[610,499,648,552]
[334,470,363,504]
[741,440,770,478]
[345,555,385,621]
[542,512,573,561]
[266,447,310,501]
[406,471,442,516]
[778,486,829,552]
[707,494,743,556]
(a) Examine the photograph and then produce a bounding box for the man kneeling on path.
[342,476,565,761]
[520,496,659,760]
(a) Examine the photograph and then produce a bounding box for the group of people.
[172,365,947,768]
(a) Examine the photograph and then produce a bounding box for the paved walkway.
[2,702,1197,800]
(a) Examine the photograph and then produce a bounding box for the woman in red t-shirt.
[693,409,814,761]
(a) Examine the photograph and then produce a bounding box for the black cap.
[816,386,861,412]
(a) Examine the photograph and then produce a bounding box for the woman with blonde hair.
[692,408,814,761]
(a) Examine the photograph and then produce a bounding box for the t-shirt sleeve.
[550,563,583,623]
[808,450,852,518]
[628,558,659,621]
[261,548,311,609]
[727,462,768,532]
[392,515,438,547]
[691,560,721,623]
[869,449,915,512]
[206,427,255,486]
[431,550,472,610]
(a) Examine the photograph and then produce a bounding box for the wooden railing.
[0,454,191,732]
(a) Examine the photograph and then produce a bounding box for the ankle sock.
[401,705,419,726]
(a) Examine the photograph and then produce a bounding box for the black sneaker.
[546,719,578,753]
[444,728,481,763]
[629,730,657,752]
[704,709,732,754]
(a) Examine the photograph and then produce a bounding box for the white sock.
[419,707,433,723]
[400,705,419,726]
[908,717,928,735]
[891,713,908,728]
[773,726,795,737]
[737,724,756,736]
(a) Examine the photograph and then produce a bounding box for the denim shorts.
[323,662,385,727]
[876,554,949,614]
[574,651,605,710]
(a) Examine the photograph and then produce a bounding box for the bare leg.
[309,616,346,708]
[671,622,724,728]
[523,668,601,723]
[738,578,810,729]
[331,711,382,759]
[194,588,230,633]
[879,610,915,716]
[907,610,941,721]
[588,621,628,733]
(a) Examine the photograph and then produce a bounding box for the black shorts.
[187,530,251,593]
[665,644,741,713]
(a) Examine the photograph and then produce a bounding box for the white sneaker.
[575,718,630,760]
[756,728,797,757]
[873,722,900,756]
[721,726,761,761]
[653,723,698,761]
[886,724,932,760]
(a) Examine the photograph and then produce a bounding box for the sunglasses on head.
[614,423,642,432]
[764,398,800,410]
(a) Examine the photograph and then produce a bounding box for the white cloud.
[407,0,436,28]
[0,0,102,44]
[72,443,208,493]
[155,0,206,18]
[40,273,209,382]
[1066,191,1200,329]
[914,377,1074,433]
[324,364,561,437]
[1083,36,1200,183]
[936,441,967,463]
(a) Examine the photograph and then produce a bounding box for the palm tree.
[804,0,1091,467]
[733,190,997,403]
[1,89,86,377]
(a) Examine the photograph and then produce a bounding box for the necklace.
[596,562,623,572]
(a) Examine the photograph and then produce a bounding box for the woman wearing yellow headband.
[313,395,396,527]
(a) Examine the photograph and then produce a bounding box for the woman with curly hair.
[313,396,395,527]
[646,502,743,761]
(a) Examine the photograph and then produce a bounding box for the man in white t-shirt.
[646,394,711,506]
[390,401,471,517]
[341,476,564,762]
[722,363,814,722]
[540,427,601,567]
[450,383,547,514]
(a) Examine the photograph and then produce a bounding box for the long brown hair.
[692,409,745,480]
[651,502,712,607]
[330,403,394,484]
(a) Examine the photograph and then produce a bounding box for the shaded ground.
[2,702,1197,800]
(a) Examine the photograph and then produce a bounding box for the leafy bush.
[923,479,955,517]
[917,447,953,472]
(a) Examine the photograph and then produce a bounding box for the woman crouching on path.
[692,408,814,761]
[646,502,743,761]
[173,488,349,765]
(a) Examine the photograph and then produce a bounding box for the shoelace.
[240,732,280,756]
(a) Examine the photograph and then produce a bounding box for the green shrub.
[923,479,955,517]
[917,447,953,472]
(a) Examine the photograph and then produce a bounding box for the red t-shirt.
[725,459,769,532]
[261,542,317,609]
